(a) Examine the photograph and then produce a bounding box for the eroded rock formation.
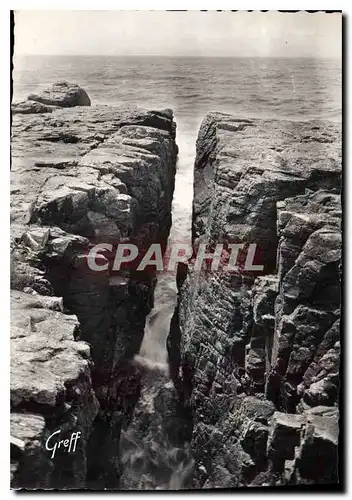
[10,86,342,489]
[27,81,91,108]
[170,112,341,488]
[10,86,177,489]
[12,82,91,114]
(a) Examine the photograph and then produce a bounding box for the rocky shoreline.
[11,84,341,489]
[169,112,341,487]
[10,83,177,489]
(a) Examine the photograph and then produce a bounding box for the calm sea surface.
[13,55,341,121]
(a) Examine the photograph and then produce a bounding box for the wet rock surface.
[171,112,341,487]
[10,85,177,489]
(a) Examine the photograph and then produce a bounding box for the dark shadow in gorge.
[117,298,195,490]
[117,141,196,490]
[118,356,194,490]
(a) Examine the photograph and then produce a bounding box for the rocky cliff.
[170,112,341,488]
[10,84,177,489]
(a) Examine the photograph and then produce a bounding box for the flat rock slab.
[11,106,176,238]
[11,290,93,411]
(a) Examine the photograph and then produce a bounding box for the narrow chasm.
[118,126,196,491]
[42,116,196,490]
[11,94,341,490]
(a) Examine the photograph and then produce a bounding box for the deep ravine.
[10,86,341,490]
[118,125,196,490]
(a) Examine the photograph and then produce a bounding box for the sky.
[14,10,341,58]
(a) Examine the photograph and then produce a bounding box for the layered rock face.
[11,85,177,489]
[171,113,341,488]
